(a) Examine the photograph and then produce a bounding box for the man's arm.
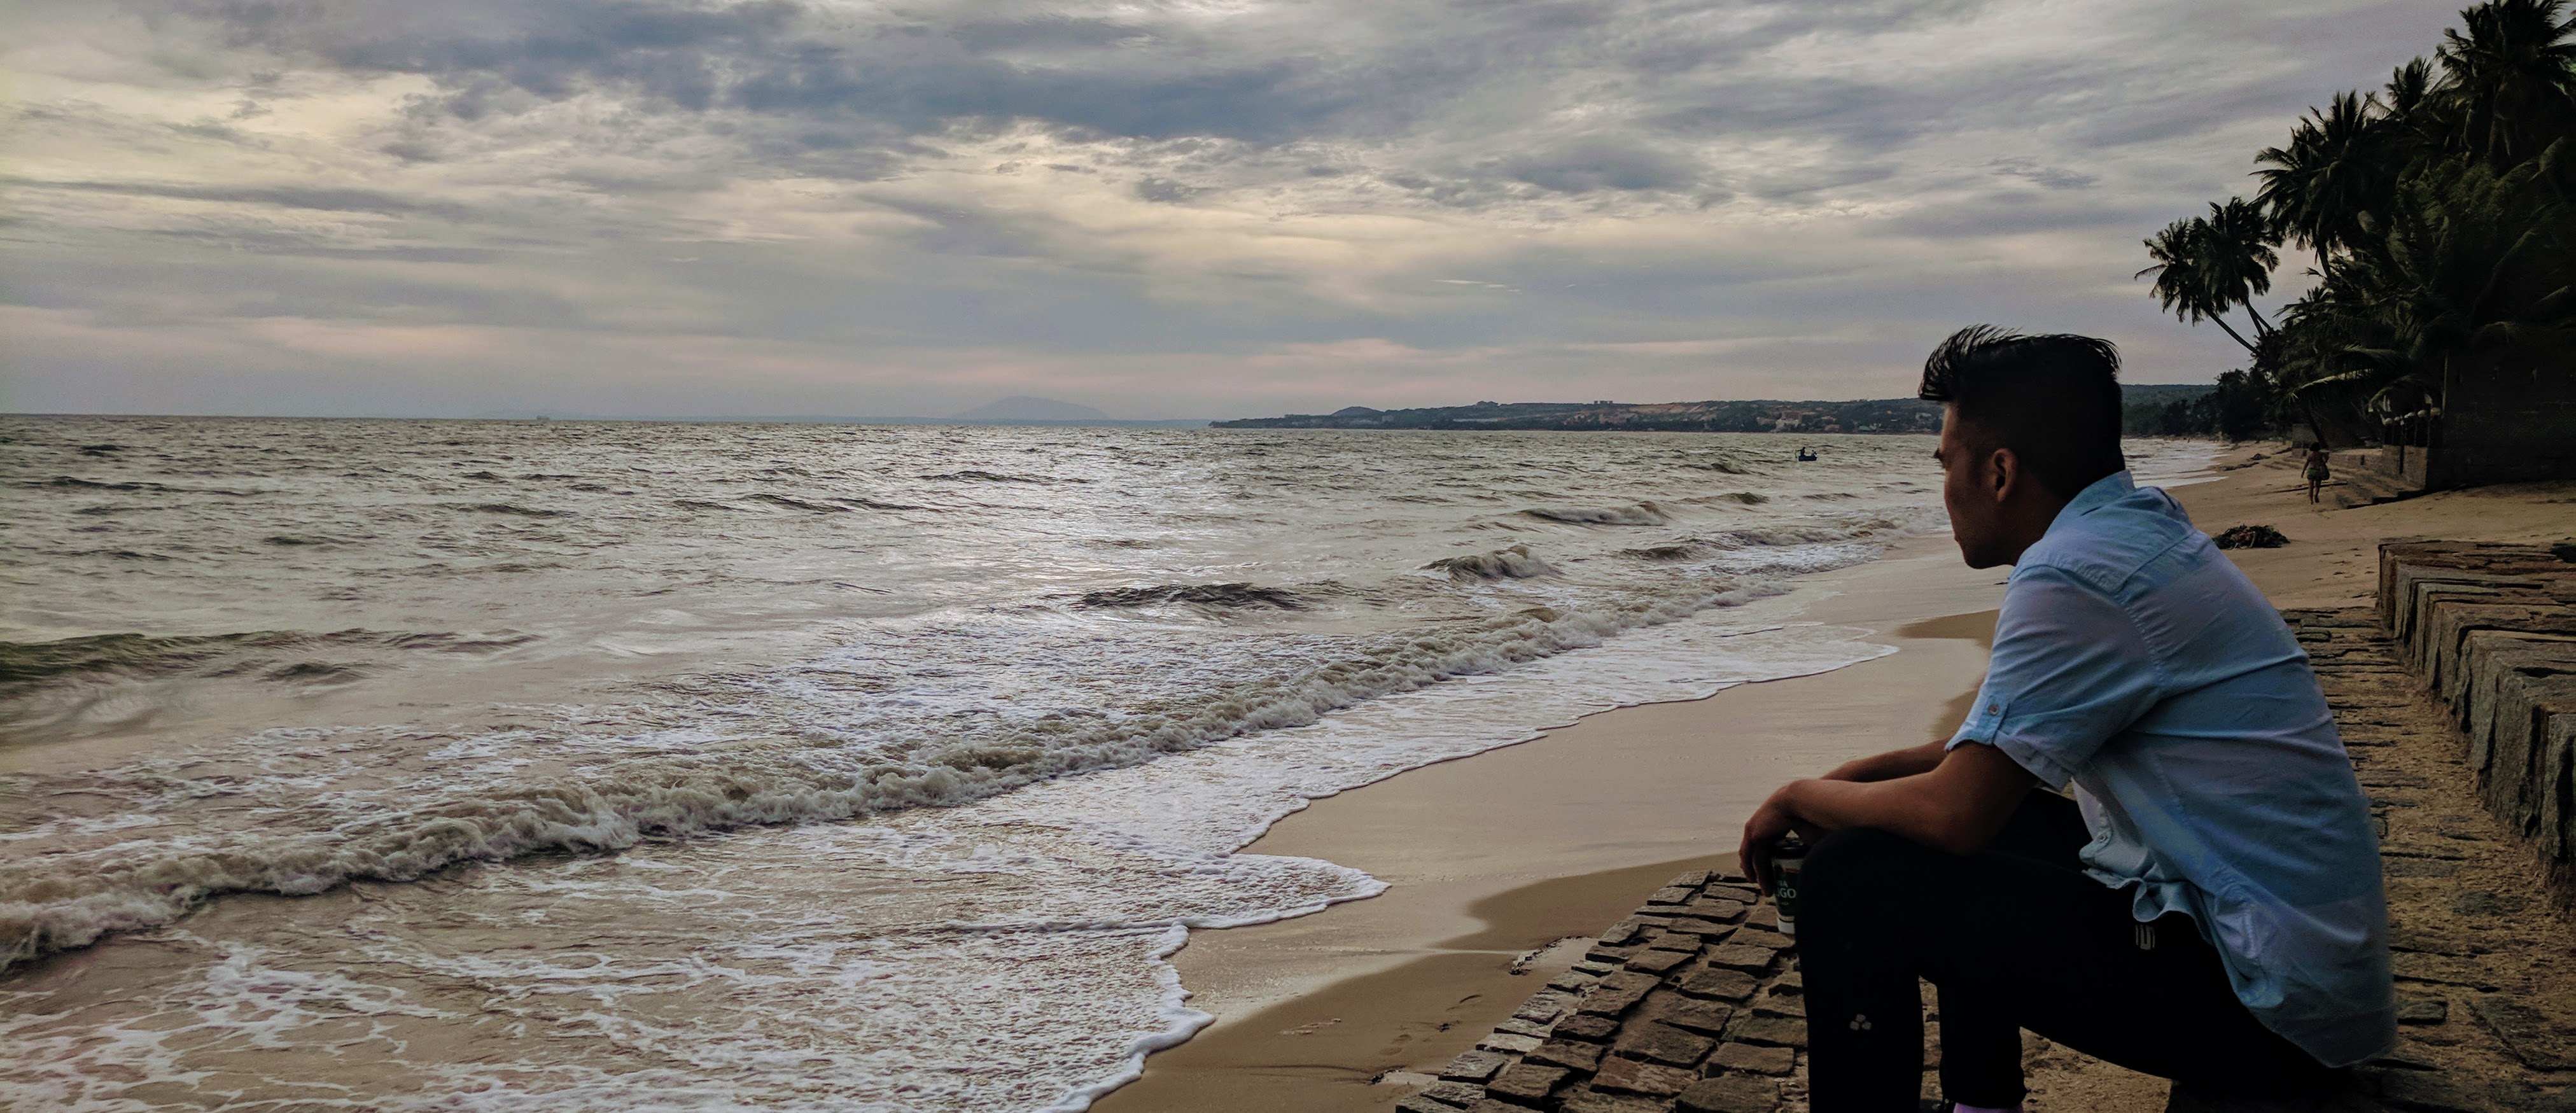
[1736,743,2036,892]
[1819,739,1949,783]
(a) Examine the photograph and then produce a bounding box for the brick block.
[1676,968,1758,1000]
[1413,1081,1488,1107]
[1751,993,1804,1019]
[1553,1014,1620,1042]
[1558,1090,1673,1113]
[1440,1049,1512,1082]
[1728,928,1794,951]
[1726,1016,1807,1048]
[1625,948,1694,974]
[1687,899,1749,922]
[1485,1062,1569,1105]
[1525,1039,1606,1073]
[1707,1041,1796,1075]
[1515,991,1576,1023]
[1677,1074,1781,1113]
[1577,971,1662,1016]
[1613,1020,1716,1067]
[1592,1055,1698,1097]
[1641,991,1734,1035]
[1702,945,1777,974]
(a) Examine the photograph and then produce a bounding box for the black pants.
[1800,791,2336,1110]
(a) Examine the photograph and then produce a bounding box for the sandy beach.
[1098,445,2576,1113]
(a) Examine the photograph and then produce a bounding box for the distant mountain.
[953,396,1112,421]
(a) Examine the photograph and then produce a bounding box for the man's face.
[1936,407,2006,569]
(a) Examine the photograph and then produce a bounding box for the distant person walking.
[2304,444,2332,504]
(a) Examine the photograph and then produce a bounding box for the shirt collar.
[2046,470,2136,535]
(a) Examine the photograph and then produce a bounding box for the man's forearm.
[1823,739,1950,783]
[1780,743,2037,856]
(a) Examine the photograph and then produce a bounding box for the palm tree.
[2137,199,2280,352]
[2435,0,2576,167]
[2202,198,2282,335]
[2255,92,2397,256]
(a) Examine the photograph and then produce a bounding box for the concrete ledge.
[2376,542,2576,892]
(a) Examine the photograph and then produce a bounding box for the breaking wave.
[1424,543,1557,580]
[1077,584,1306,610]
[0,629,533,694]
[1522,502,1670,526]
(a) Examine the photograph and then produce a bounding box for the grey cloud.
[1886,196,2167,239]
[1133,176,1201,204]
[1499,137,1701,194]
[1989,158,2099,190]
[6,176,472,220]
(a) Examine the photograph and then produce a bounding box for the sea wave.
[1522,501,1670,526]
[921,470,1087,484]
[1424,543,1557,580]
[1076,584,1305,610]
[748,493,849,513]
[0,629,533,694]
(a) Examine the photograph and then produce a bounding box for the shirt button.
[1987,704,1999,713]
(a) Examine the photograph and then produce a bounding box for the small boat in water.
[1796,447,1818,461]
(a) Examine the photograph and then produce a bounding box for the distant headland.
[1214,384,2218,435]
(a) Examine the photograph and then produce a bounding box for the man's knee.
[1805,826,1915,892]
[1797,827,1924,930]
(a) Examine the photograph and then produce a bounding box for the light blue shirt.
[1947,471,2394,1068]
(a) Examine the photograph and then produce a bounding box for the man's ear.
[1985,444,2019,502]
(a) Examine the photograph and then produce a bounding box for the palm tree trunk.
[2243,304,2274,337]
[2208,314,2258,353]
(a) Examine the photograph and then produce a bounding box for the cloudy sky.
[3,0,2451,419]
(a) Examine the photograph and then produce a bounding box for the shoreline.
[1093,533,2012,1113]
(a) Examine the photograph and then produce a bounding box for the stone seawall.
[2376,542,2576,897]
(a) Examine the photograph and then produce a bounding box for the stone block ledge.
[2374,542,2576,899]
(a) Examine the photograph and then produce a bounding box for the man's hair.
[1918,325,2126,498]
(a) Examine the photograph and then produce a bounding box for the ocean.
[0,416,2209,1110]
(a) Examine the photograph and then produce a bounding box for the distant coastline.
[1215,398,1942,433]
[1217,384,2218,435]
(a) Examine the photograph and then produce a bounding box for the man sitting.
[1738,327,2392,1112]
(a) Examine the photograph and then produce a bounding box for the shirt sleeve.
[1947,566,2165,790]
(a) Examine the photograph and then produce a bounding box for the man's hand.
[1736,783,1821,895]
